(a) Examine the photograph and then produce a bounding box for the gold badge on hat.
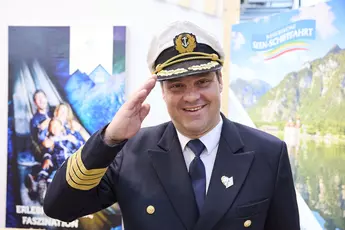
[174,33,197,53]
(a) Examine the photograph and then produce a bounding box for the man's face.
[34,92,48,110]
[161,71,223,138]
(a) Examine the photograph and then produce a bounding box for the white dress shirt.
[176,116,223,194]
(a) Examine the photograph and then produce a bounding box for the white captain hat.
[147,20,225,81]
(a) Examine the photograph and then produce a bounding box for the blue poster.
[7,25,126,230]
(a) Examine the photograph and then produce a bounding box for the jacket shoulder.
[138,121,170,138]
[234,122,283,143]
[231,121,285,155]
[230,121,289,174]
[124,121,170,149]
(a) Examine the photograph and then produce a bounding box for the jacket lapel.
[148,122,198,230]
[193,117,255,230]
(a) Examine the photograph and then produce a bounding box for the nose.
[183,88,201,103]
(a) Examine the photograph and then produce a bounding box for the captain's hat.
[147,21,224,81]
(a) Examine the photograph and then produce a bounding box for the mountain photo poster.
[229,0,345,229]
[7,25,126,229]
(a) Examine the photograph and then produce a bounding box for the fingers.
[139,103,150,122]
[136,75,156,99]
[126,75,157,110]
[135,75,157,95]
[143,75,157,95]
[126,89,148,111]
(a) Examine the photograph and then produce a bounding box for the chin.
[182,121,207,135]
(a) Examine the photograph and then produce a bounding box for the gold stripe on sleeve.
[66,146,108,190]
[75,148,108,175]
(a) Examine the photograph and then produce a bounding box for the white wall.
[0,0,223,226]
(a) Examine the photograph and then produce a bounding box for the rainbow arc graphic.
[264,40,309,61]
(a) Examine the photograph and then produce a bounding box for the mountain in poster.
[247,45,345,136]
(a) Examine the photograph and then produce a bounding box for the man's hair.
[33,89,46,101]
[215,70,221,81]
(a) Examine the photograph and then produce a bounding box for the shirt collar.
[176,115,223,155]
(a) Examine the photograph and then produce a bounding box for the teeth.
[185,106,203,111]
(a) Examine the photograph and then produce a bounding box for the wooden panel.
[221,0,241,117]
[204,0,217,15]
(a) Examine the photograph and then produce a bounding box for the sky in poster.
[230,0,345,87]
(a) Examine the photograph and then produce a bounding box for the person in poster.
[7,26,125,230]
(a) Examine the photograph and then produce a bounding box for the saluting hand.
[103,75,157,145]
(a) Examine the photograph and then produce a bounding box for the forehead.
[35,92,46,98]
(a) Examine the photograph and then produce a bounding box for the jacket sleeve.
[43,125,127,222]
[264,141,300,230]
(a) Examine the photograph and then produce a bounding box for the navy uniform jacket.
[44,115,300,230]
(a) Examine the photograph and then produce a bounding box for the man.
[30,89,53,147]
[44,21,300,230]
[25,89,54,197]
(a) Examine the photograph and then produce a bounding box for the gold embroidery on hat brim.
[156,61,220,77]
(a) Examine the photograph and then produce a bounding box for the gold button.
[146,205,155,214]
[244,220,252,227]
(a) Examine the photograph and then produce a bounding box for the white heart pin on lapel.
[221,176,234,188]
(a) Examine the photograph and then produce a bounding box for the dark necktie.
[187,139,206,215]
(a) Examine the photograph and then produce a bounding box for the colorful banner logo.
[251,19,316,60]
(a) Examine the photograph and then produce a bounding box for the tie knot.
[187,139,205,157]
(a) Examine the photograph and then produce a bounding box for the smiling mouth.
[183,105,206,112]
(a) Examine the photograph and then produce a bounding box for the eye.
[196,79,211,87]
[170,83,184,89]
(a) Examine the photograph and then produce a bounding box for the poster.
[230,0,345,229]
[7,26,126,229]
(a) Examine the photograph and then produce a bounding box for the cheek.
[165,96,180,110]
[200,89,216,100]
[203,92,221,108]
